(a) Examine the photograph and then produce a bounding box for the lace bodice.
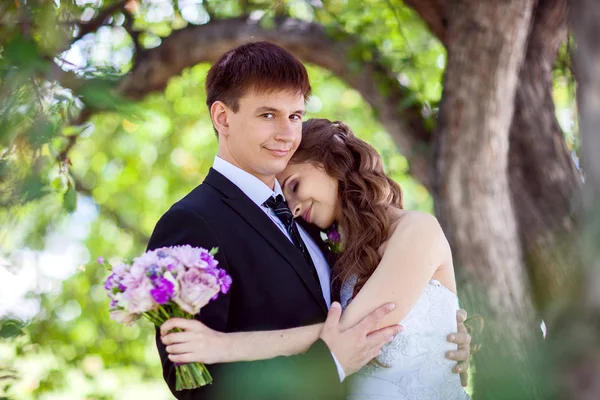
[340,276,470,400]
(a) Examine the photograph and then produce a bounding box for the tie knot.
[263,195,294,225]
[263,194,286,210]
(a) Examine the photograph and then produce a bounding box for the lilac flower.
[122,262,146,290]
[216,269,232,294]
[200,249,219,270]
[174,268,220,315]
[327,227,341,243]
[174,245,211,269]
[97,257,105,265]
[124,277,157,313]
[132,251,161,273]
[104,273,115,291]
[112,263,129,278]
[150,277,175,304]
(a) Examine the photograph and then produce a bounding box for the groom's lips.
[265,148,290,157]
[303,204,312,223]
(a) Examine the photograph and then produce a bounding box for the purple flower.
[150,277,175,304]
[200,250,219,270]
[104,273,115,290]
[97,257,105,265]
[327,228,341,243]
[216,269,232,294]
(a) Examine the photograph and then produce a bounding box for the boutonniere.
[323,223,343,254]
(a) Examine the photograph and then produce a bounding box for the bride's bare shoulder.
[389,210,445,246]
[393,209,441,231]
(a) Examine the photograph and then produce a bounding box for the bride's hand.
[160,318,228,364]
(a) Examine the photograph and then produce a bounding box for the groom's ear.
[210,101,230,137]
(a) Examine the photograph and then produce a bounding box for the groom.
[147,42,470,400]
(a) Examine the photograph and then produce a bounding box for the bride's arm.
[160,320,323,364]
[339,211,450,331]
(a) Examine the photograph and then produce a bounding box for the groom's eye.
[261,113,274,119]
[290,114,302,121]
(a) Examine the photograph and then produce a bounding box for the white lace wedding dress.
[340,276,470,400]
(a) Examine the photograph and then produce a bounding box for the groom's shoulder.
[149,182,226,237]
[170,181,224,216]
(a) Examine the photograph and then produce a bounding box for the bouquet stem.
[145,306,213,390]
[175,362,213,390]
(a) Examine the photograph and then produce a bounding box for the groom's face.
[217,89,305,185]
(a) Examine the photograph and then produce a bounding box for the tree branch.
[115,17,432,188]
[74,0,130,41]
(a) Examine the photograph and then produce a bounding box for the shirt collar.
[213,156,285,207]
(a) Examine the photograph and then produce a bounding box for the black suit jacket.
[147,168,345,400]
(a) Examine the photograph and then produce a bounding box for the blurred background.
[1,0,598,399]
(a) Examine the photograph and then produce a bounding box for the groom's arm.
[147,206,344,400]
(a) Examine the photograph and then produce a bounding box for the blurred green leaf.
[0,320,25,339]
[63,186,77,213]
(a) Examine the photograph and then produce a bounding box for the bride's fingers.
[160,318,202,336]
[446,348,469,362]
[161,331,195,345]
[165,342,194,354]
[168,352,194,364]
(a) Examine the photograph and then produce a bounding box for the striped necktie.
[263,195,318,275]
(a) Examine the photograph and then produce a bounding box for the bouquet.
[102,245,231,390]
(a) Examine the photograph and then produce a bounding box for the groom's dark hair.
[205,41,311,113]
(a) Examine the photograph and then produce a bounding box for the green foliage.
[0,0,577,399]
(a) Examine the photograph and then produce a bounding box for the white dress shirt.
[213,156,345,382]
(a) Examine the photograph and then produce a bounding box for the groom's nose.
[274,119,298,142]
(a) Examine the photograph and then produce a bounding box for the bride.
[161,118,470,399]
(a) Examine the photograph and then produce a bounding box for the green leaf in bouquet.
[209,247,219,256]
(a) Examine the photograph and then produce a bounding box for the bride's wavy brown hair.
[290,118,404,298]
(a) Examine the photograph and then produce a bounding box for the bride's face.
[277,162,339,229]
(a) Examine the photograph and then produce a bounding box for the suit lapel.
[297,219,341,303]
[204,169,328,314]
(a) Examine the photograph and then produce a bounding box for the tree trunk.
[432,0,543,397]
[558,1,600,398]
[508,0,582,319]
[405,0,583,321]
